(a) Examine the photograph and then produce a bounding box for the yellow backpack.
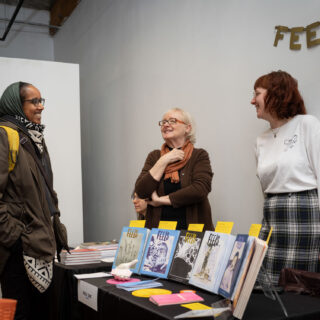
[0,125,19,172]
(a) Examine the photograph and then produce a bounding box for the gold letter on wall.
[290,27,304,50]
[274,26,289,47]
[306,21,320,48]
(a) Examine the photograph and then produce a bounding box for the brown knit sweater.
[135,148,214,231]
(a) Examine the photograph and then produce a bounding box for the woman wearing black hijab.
[0,82,68,320]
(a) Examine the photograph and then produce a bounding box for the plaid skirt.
[257,189,320,286]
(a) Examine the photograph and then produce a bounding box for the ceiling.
[0,0,55,11]
[0,0,80,37]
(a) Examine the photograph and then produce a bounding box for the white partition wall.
[54,0,320,240]
[0,57,83,247]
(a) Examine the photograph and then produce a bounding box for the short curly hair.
[254,70,306,119]
[163,108,196,144]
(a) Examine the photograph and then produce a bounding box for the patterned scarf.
[15,115,45,153]
[161,140,194,183]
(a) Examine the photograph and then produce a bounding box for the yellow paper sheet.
[266,227,273,244]
[129,220,146,228]
[248,224,262,238]
[188,224,204,232]
[181,303,212,310]
[158,221,177,230]
[215,221,234,234]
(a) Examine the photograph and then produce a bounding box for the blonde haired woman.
[135,108,214,230]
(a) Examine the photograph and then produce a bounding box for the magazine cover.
[112,226,150,274]
[168,230,204,283]
[231,236,255,301]
[189,231,235,293]
[140,228,180,279]
[218,234,249,299]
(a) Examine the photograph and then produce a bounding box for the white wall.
[0,4,54,60]
[54,0,320,241]
[0,57,83,247]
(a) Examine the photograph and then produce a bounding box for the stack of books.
[80,241,119,259]
[60,248,102,265]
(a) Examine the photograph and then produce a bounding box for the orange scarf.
[161,140,194,183]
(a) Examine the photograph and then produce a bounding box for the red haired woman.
[251,70,320,286]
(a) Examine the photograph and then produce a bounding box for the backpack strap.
[0,125,19,172]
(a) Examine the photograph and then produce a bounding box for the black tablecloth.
[80,276,320,320]
[50,262,112,320]
[51,262,320,320]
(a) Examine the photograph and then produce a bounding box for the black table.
[78,276,320,320]
[50,262,112,320]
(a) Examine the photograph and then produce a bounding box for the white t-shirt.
[255,115,320,198]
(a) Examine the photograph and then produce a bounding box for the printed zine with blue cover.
[168,230,204,284]
[112,226,150,274]
[189,231,235,293]
[139,228,180,279]
[218,234,249,299]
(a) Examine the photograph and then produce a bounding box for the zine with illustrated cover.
[231,236,255,302]
[140,228,180,279]
[168,230,203,283]
[112,226,150,274]
[218,234,249,299]
[189,231,235,293]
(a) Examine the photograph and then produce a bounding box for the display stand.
[210,265,289,319]
[211,299,233,319]
[257,265,288,318]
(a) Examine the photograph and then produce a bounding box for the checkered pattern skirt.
[257,189,320,286]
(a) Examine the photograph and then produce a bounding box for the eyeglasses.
[23,98,45,106]
[158,118,186,126]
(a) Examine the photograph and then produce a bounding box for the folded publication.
[232,237,268,319]
[149,292,204,306]
[218,234,250,299]
[168,230,204,284]
[189,231,235,294]
[112,226,150,274]
[140,228,180,279]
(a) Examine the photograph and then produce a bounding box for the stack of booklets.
[60,248,102,265]
[80,241,119,259]
[149,291,204,306]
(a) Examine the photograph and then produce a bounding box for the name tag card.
[248,224,262,238]
[215,221,234,234]
[158,221,177,230]
[129,220,146,228]
[188,224,204,232]
[78,280,98,311]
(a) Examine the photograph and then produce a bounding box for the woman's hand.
[147,191,171,207]
[149,148,184,181]
[161,148,185,166]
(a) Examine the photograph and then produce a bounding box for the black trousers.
[0,240,53,320]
